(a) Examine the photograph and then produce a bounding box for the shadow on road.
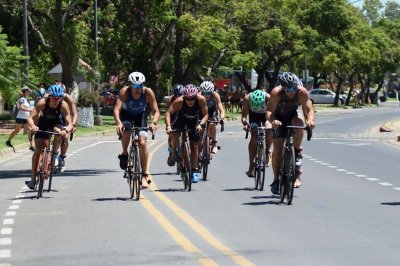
[60,169,119,177]
[154,188,184,192]
[381,202,400,206]
[0,169,31,180]
[92,197,133,201]
[150,172,177,176]
[222,187,254,192]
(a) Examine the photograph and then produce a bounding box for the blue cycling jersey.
[122,89,147,116]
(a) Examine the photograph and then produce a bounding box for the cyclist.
[114,71,160,188]
[199,81,225,154]
[25,84,73,189]
[241,89,272,177]
[167,84,184,155]
[267,72,315,194]
[165,84,208,183]
[55,81,78,168]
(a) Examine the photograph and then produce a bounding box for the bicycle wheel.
[254,144,261,189]
[201,137,210,181]
[128,148,135,198]
[183,142,192,191]
[257,146,266,191]
[176,138,181,175]
[47,153,56,192]
[133,148,141,200]
[280,146,295,205]
[37,148,47,198]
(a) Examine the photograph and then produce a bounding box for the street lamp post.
[93,0,102,124]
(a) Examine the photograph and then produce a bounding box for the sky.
[351,0,400,8]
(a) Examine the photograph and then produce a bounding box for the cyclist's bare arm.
[297,87,315,129]
[165,98,183,133]
[60,102,73,134]
[266,87,281,129]
[197,95,209,127]
[213,92,225,120]
[241,95,250,126]
[64,94,78,126]
[28,98,46,132]
[145,87,160,132]
[113,98,124,134]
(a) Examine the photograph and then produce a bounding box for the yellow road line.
[140,197,217,266]
[147,141,254,266]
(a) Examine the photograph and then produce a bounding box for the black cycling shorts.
[172,117,200,142]
[272,112,298,139]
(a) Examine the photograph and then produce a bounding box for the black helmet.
[171,84,184,97]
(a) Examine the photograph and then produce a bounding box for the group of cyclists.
[21,70,315,196]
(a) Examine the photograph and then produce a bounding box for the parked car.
[99,89,118,107]
[308,89,346,105]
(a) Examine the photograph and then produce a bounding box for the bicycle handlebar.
[286,125,313,141]
[34,130,61,135]
[118,126,155,140]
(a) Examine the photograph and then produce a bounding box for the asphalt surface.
[1,102,399,266]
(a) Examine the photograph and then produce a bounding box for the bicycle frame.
[35,130,60,198]
[174,127,192,191]
[122,126,152,200]
[279,125,312,205]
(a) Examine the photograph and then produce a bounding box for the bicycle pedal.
[217,146,221,150]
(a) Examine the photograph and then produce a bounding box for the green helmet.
[249,90,266,110]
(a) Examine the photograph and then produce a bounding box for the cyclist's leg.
[265,121,273,166]
[118,111,133,169]
[28,136,46,188]
[246,127,257,177]
[188,120,200,182]
[291,115,305,188]
[208,117,218,153]
[168,117,184,165]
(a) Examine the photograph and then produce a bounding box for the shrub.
[77,89,99,107]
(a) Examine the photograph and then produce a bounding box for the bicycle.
[34,130,60,198]
[198,119,224,181]
[245,125,269,191]
[121,125,154,200]
[173,127,193,191]
[279,125,312,205]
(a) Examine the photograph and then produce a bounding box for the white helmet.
[199,81,214,93]
[128,72,146,85]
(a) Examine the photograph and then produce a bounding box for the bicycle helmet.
[128,72,146,85]
[199,81,214,94]
[183,84,198,98]
[279,72,301,88]
[171,84,184,97]
[47,84,64,97]
[249,89,266,110]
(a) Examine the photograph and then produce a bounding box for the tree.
[0,26,26,104]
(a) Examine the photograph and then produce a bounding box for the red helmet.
[183,84,198,98]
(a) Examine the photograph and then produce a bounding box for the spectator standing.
[6,86,34,151]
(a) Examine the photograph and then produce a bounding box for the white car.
[308,89,346,105]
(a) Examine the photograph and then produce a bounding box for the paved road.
[0,103,399,265]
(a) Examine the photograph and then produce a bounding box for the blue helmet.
[48,84,64,97]
[171,84,184,97]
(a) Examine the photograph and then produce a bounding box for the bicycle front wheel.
[133,148,141,200]
[183,142,192,191]
[282,146,296,205]
[37,149,47,198]
[202,137,210,181]
[47,153,56,192]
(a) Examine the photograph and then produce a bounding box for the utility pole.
[93,0,102,124]
[23,0,29,79]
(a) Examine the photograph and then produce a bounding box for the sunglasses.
[131,84,143,89]
[284,87,296,94]
[50,97,62,101]
[184,97,196,101]
[202,91,212,96]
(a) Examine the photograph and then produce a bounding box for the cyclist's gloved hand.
[150,124,157,134]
